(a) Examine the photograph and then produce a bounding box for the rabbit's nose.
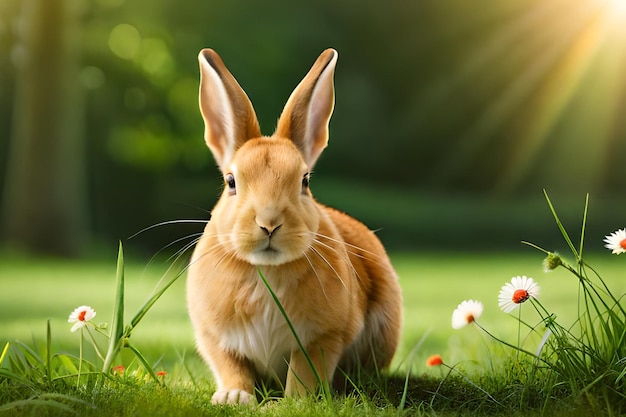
[255,215,283,237]
[259,224,282,237]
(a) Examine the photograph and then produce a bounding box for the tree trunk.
[1,0,88,257]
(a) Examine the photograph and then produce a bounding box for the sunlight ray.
[542,25,626,192]
[412,0,561,124]
[495,7,610,192]
[437,0,597,183]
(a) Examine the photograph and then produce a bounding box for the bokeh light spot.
[80,66,105,90]
[108,23,141,60]
[140,38,174,82]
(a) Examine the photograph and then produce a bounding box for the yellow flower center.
[620,238,626,250]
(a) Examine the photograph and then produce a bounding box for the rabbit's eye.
[225,174,236,195]
[302,173,310,191]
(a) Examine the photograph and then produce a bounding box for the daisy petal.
[451,300,483,329]
[68,306,97,331]
[498,276,540,313]
[71,321,86,332]
[603,228,626,255]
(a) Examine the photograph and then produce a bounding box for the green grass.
[1,247,624,416]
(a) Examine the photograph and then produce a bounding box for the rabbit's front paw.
[211,388,254,405]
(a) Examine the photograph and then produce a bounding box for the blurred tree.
[1,0,624,254]
[1,0,88,256]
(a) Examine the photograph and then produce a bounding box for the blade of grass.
[129,268,185,330]
[0,399,76,414]
[0,342,9,367]
[543,190,578,258]
[102,242,126,373]
[0,393,92,414]
[578,194,589,264]
[56,354,79,376]
[399,330,429,411]
[14,340,43,368]
[256,267,324,397]
[584,262,626,315]
[126,341,161,384]
[45,320,52,384]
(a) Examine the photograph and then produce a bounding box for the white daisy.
[498,276,540,313]
[451,300,483,329]
[68,305,96,332]
[603,228,626,255]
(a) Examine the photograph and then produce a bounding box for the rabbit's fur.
[187,48,403,405]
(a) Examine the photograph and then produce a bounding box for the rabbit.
[186,48,403,405]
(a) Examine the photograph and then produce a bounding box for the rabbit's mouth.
[241,229,311,266]
[245,239,285,265]
[260,245,278,254]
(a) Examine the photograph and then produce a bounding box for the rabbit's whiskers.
[307,243,349,292]
[301,251,329,300]
[313,232,385,264]
[163,233,204,262]
[127,218,209,297]
[313,232,396,278]
[309,236,357,282]
[129,219,209,240]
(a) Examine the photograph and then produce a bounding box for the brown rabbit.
[187,48,402,405]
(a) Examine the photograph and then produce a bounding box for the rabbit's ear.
[275,49,338,168]
[198,49,261,170]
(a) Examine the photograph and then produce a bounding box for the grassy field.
[1,248,624,415]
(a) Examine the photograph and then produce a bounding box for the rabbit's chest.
[220,279,311,376]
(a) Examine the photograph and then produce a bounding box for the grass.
[3,250,623,368]
[0,246,624,416]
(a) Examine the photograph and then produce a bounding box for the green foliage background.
[1,0,625,254]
